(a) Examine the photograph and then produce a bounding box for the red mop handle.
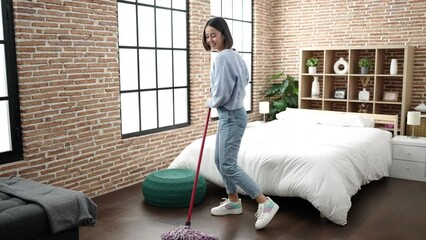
[185,108,211,226]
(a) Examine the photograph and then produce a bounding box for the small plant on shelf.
[358,58,372,74]
[265,72,299,120]
[306,57,319,74]
[306,57,319,67]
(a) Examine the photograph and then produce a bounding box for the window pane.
[233,0,243,20]
[138,6,155,48]
[139,49,156,89]
[211,51,218,63]
[0,45,7,97]
[119,48,138,91]
[242,53,252,80]
[156,0,171,8]
[225,19,233,35]
[118,3,136,47]
[173,11,186,49]
[174,88,188,124]
[242,0,252,21]
[0,1,3,41]
[0,101,11,152]
[141,91,158,131]
[156,9,172,48]
[157,50,172,88]
[158,90,173,127]
[211,0,221,16]
[139,0,153,5]
[121,93,140,134]
[172,0,186,10]
[242,22,252,52]
[233,20,243,51]
[173,50,187,87]
[222,0,232,18]
[244,83,251,111]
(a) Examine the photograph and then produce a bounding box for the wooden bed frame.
[303,109,399,136]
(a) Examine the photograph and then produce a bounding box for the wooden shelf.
[299,46,415,135]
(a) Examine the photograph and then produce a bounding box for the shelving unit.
[299,46,415,135]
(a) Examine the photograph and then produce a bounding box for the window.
[117,0,189,137]
[210,0,253,113]
[0,0,22,164]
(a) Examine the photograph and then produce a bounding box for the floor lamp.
[407,111,421,138]
[259,101,270,122]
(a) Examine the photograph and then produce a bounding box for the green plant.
[265,72,299,120]
[306,57,319,67]
[358,58,372,68]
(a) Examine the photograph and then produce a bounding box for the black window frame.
[0,0,23,165]
[117,0,190,138]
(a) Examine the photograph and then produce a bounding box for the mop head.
[161,225,218,240]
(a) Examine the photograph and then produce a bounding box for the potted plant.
[306,57,319,74]
[265,72,299,120]
[358,58,372,74]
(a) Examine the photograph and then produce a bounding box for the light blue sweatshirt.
[207,49,249,110]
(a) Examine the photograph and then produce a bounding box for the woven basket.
[406,117,426,137]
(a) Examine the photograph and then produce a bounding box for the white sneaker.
[211,198,242,216]
[255,197,279,229]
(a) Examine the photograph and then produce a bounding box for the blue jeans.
[215,107,262,199]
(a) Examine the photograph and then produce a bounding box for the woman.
[202,17,279,230]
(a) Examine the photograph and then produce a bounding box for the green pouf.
[142,168,207,208]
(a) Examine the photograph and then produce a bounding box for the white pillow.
[318,114,374,127]
[275,108,321,125]
[276,108,375,127]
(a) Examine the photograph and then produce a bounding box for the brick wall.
[252,0,274,113]
[0,0,425,197]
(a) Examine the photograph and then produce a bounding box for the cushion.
[318,114,374,127]
[275,108,321,125]
[276,108,374,127]
[142,169,206,208]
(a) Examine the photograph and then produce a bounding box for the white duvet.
[168,119,392,225]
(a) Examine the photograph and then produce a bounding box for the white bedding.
[168,117,392,225]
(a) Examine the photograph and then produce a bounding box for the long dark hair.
[202,17,233,51]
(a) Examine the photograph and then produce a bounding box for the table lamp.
[259,101,270,122]
[407,111,421,138]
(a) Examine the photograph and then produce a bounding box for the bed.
[168,108,397,226]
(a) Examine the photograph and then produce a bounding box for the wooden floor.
[80,177,426,240]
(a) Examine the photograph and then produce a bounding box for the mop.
[161,108,218,240]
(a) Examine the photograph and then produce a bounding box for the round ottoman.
[142,168,207,208]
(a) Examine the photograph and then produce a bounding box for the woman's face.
[205,26,225,52]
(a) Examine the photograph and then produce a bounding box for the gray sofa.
[0,177,96,240]
[0,192,79,240]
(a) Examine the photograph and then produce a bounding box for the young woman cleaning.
[202,17,279,230]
